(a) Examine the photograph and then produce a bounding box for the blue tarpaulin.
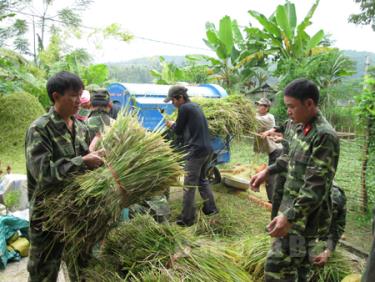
[0,215,29,269]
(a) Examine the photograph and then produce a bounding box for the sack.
[0,215,29,269]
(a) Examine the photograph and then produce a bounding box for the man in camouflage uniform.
[87,89,115,137]
[362,208,375,281]
[258,119,297,219]
[26,71,104,282]
[313,183,346,266]
[250,78,340,281]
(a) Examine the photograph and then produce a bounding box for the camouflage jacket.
[279,111,340,238]
[87,109,114,136]
[268,119,296,175]
[324,184,347,251]
[25,108,91,213]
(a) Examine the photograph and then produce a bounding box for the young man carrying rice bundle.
[25,71,104,282]
[250,78,340,281]
[165,85,218,227]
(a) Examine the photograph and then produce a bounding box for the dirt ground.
[0,258,67,282]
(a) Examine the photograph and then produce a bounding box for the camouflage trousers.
[28,225,91,282]
[270,172,286,220]
[361,208,375,282]
[265,232,315,282]
[266,149,282,203]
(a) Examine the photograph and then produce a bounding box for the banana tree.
[247,0,324,74]
[150,56,185,85]
[193,15,267,93]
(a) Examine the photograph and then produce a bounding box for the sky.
[50,0,375,63]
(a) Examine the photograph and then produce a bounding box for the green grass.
[1,148,25,174]
[169,183,270,238]
[335,138,373,251]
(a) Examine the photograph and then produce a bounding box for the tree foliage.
[150,56,210,85]
[0,0,31,53]
[247,0,324,75]
[197,15,267,93]
[349,0,375,30]
[0,48,48,107]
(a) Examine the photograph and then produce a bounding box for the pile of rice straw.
[35,110,184,273]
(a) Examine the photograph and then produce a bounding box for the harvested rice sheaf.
[37,110,184,269]
[238,235,353,282]
[164,95,257,137]
[85,215,253,282]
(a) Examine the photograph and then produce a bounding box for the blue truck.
[107,83,232,184]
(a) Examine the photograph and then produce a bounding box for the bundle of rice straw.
[239,235,271,281]
[84,215,253,282]
[309,249,352,282]
[162,95,257,137]
[191,199,251,237]
[238,235,353,282]
[192,95,257,137]
[36,110,184,271]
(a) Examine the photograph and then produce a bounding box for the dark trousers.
[179,154,218,224]
[266,149,283,203]
[28,225,90,282]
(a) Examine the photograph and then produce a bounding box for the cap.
[255,97,271,107]
[80,90,90,104]
[91,89,111,107]
[164,85,188,103]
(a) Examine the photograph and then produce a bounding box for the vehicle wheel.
[207,166,221,184]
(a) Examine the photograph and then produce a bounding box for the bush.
[0,92,45,154]
[322,106,359,132]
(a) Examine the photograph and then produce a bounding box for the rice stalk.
[309,249,352,282]
[35,110,184,274]
[164,95,257,137]
[85,215,253,282]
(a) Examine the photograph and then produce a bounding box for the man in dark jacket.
[165,85,218,226]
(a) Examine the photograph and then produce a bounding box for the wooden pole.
[360,56,370,213]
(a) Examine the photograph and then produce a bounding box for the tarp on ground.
[0,215,29,269]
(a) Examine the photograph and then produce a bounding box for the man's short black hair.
[284,78,320,105]
[46,71,84,103]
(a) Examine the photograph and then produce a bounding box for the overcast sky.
[73,0,375,62]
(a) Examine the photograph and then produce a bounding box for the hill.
[106,56,186,83]
[106,51,375,83]
[343,50,375,79]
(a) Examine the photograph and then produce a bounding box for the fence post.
[361,128,369,213]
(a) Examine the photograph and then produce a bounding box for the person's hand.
[83,151,104,169]
[269,133,283,142]
[89,133,102,152]
[267,214,292,237]
[249,168,269,191]
[165,120,175,128]
[313,249,331,266]
[260,128,276,139]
